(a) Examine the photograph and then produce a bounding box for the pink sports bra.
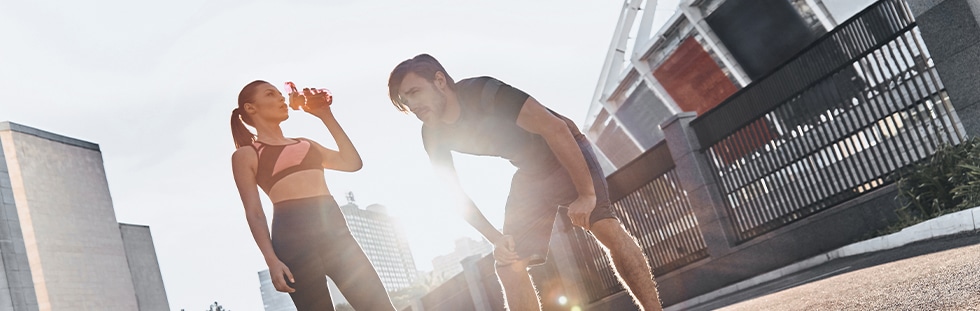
[251,139,323,193]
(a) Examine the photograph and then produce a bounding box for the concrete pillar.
[460,255,492,311]
[546,215,590,308]
[911,0,980,137]
[659,112,737,257]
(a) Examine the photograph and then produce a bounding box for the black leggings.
[271,195,394,311]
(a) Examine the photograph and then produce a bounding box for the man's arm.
[423,126,519,264]
[515,96,598,229]
[425,138,505,244]
[427,145,519,264]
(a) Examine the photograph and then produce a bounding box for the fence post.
[660,112,736,257]
[910,0,980,137]
[546,215,591,308]
[460,255,492,311]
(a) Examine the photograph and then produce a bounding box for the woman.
[230,80,395,310]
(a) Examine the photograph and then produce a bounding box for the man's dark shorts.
[502,134,617,266]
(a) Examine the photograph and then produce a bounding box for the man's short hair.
[387,54,456,112]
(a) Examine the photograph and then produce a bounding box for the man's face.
[397,72,447,124]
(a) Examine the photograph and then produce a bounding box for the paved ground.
[685,231,980,311]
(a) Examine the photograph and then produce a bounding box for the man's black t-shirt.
[421,76,582,171]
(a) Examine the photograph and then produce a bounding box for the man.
[388,54,663,311]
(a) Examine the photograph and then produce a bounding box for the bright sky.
[0,0,679,309]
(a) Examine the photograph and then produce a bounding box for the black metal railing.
[568,142,709,302]
[690,0,963,242]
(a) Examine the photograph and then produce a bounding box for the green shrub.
[893,137,980,227]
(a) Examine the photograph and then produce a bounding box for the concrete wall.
[119,224,169,311]
[913,0,980,138]
[0,126,38,311]
[655,184,902,306]
[0,122,138,310]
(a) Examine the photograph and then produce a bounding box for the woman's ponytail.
[230,80,269,149]
[230,108,255,149]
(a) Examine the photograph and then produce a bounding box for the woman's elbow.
[347,161,363,172]
[339,160,363,172]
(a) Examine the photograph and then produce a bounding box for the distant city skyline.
[430,237,493,284]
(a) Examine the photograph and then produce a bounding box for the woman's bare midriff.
[267,170,332,204]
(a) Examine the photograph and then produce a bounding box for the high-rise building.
[430,237,493,282]
[339,192,417,292]
[258,270,296,311]
[0,121,169,310]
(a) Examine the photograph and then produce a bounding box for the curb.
[664,206,980,311]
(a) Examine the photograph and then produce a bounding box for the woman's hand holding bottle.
[285,81,333,118]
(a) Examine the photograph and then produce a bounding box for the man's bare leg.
[590,218,663,311]
[495,259,542,311]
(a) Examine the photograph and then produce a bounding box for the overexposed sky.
[0,0,679,309]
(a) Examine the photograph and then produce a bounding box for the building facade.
[119,224,170,311]
[584,0,876,172]
[0,121,168,311]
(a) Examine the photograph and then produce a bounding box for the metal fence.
[690,0,964,242]
[567,142,709,302]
